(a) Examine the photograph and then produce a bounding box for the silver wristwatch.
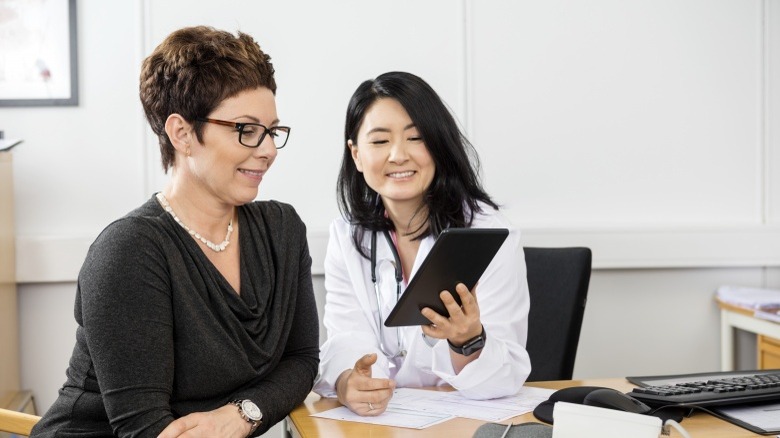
[231,399,262,436]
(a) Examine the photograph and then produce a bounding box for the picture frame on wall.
[0,0,78,107]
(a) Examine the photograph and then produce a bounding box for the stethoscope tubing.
[371,229,405,358]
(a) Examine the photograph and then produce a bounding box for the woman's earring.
[186,148,191,157]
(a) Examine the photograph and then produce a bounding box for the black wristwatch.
[231,399,262,436]
[448,327,486,356]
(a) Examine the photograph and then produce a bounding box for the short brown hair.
[139,26,276,172]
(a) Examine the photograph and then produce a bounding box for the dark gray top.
[31,195,320,438]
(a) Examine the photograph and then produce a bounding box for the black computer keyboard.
[625,369,780,407]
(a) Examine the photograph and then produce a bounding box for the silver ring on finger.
[367,402,375,411]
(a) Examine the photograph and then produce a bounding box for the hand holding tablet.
[383,228,509,327]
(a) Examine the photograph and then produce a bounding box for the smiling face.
[183,86,279,206]
[350,98,436,212]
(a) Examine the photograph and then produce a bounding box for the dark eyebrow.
[365,127,391,135]
[365,123,417,135]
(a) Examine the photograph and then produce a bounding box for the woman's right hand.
[335,353,396,416]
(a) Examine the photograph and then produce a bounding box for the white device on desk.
[0,131,23,152]
[552,402,690,438]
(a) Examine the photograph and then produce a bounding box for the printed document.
[311,386,555,429]
[311,404,453,429]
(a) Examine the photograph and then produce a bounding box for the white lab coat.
[313,205,531,400]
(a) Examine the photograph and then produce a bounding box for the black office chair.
[524,247,592,381]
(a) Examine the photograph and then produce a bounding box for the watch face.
[241,400,262,421]
[465,336,484,349]
[462,336,485,355]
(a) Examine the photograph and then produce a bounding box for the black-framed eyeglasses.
[196,118,291,149]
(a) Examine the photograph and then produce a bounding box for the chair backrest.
[524,247,592,381]
[0,408,40,436]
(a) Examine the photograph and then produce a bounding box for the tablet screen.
[384,228,509,327]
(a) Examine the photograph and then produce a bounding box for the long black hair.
[337,71,498,258]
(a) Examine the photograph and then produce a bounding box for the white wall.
[475,1,762,225]
[5,0,780,430]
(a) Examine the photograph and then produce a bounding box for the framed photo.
[0,0,78,106]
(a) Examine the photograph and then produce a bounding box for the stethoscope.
[370,229,407,358]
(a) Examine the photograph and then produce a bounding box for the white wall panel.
[18,283,77,415]
[574,267,763,379]
[767,0,780,222]
[4,0,145,237]
[471,0,762,227]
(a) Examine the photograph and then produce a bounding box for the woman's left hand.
[420,283,482,346]
[157,404,251,438]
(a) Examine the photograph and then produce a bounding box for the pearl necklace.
[156,192,234,252]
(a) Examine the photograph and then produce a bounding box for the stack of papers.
[716,286,780,311]
[754,309,780,323]
[312,386,555,429]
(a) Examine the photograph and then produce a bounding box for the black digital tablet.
[384,228,509,327]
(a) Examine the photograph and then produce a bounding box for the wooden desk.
[718,299,780,371]
[287,378,761,437]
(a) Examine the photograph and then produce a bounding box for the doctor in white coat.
[313,72,531,416]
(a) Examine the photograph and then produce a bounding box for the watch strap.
[447,326,486,356]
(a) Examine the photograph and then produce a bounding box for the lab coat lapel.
[407,234,435,283]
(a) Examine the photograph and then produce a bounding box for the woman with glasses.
[313,71,531,416]
[31,26,318,438]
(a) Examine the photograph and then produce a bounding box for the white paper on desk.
[755,309,780,323]
[713,402,780,432]
[716,285,780,310]
[0,138,23,152]
[310,386,555,429]
[311,405,453,429]
[390,386,555,422]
